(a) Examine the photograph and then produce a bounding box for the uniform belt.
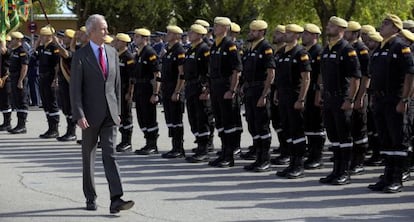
[371,90,399,97]
[244,81,263,88]
[323,91,344,97]
[210,77,229,83]
[185,79,200,85]
[135,79,151,83]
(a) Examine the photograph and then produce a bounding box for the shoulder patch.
[19,52,27,56]
[178,53,185,59]
[316,55,321,61]
[348,50,357,57]
[149,54,157,61]
[265,48,273,55]
[402,47,411,54]
[300,54,309,61]
[54,49,60,54]
[360,49,368,55]
[229,45,237,51]
[127,59,135,65]
[204,51,210,57]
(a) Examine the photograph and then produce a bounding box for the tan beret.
[361,25,376,34]
[304,23,321,34]
[40,26,55,35]
[190,24,207,35]
[214,17,231,26]
[403,20,414,29]
[104,35,113,44]
[195,19,210,28]
[231,22,241,33]
[286,24,304,33]
[10,31,24,39]
[167,25,183,34]
[329,16,348,28]
[80,26,86,32]
[134,28,151,37]
[346,21,361,31]
[64,29,75,38]
[275,25,286,33]
[401,29,414,42]
[116,33,131,43]
[5,35,11,41]
[368,31,383,42]
[385,13,403,30]
[249,20,268,31]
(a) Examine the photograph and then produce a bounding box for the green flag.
[7,0,20,34]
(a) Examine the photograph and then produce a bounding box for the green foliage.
[64,0,414,38]
[32,0,63,14]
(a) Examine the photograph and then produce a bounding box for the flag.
[0,0,9,41]
[7,0,20,34]
[17,0,31,22]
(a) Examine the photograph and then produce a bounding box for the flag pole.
[34,0,50,25]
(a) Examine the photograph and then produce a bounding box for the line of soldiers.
[1,13,414,193]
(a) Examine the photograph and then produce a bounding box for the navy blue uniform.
[0,49,11,131]
[208,36,242,166]
[242,39,275,171]
[320,38,361,185]
[368,36,414,192]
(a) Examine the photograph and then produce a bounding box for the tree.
[32,0,63,14]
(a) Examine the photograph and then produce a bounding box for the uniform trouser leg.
[271,101,288,156]
[135,92,158,149]
[351,101,368,172]
[11,76,28,129]
[304,95,325,165]
[0,80,12,130]
[40,75,60,132]
[233,93,243,150]
[82,115,123,201]
[366,102,383,165]
[119,86,133,145]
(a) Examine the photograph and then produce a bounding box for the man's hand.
[17,80,23,89]
[77,117,90,130]
[224,90,235,99]
[150,94,159,104]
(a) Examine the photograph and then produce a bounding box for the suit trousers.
[82,115,123,201]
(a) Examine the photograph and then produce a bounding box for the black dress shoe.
[240,150,256,160]
[286,166,305,179]
[270,155,290,165]
[134,147,158,155]
[86,199,97,211]
[276,166,293,177]
[243,161,259,171]
[110,199,134,214]
[116,143,132,152]
[319,173,337,184]
[57,134,77,142]
[364,156,384,166]
[161,151,185,159]
[383,183,403,193]
[349,165,365,175]
[208,157,224,166]
[368,180,389,191]
[39,130,59,139]
[216,148,241,157]
[9,126,27,134]
[304,159,323,169]
[186,154,210,163]
[216,159,234,168]
[402,171,411,182]
[331,173,351,185]
[254,161,271,172]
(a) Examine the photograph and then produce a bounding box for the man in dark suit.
[70,14,134,214]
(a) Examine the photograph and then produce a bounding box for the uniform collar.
[215,36,224,47]
[251,37,264,50]
[381,34,398,48]
[328,36,342,50]
[285,42,298,53]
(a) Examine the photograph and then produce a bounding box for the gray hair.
[85,14,106,36]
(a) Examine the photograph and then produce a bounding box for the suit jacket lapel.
[85,44,105,79]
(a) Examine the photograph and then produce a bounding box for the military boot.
[0,112,12,131]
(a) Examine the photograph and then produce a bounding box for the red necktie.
[99,47,107,79]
